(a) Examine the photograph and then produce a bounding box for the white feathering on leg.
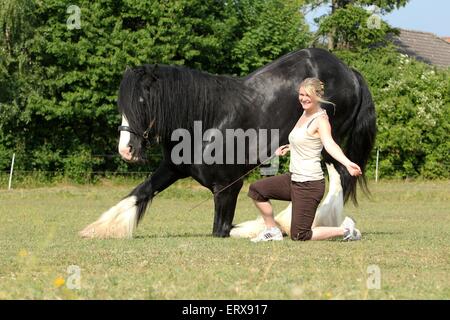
[229,216,266,238]
[79,196,140,239]
[312,163,344,228]
[274,203,292,234]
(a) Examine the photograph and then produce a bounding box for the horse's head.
[117,66,161,163]
[118,115,150,162]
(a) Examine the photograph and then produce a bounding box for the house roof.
[391,29,450,68]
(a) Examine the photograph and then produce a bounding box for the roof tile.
[392,29,450,68]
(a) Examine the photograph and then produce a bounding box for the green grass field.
[0,179,449,300]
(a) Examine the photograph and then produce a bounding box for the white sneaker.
[344,228,362,241]
[250,226,283,242]
[341,217,362,241]
[340,216,356,230]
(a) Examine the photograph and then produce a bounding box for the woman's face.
[298,86,319,110]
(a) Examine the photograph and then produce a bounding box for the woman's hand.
[275,144,290,156]
[346,162,362,176]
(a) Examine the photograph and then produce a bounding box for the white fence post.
[375,148,379,183]
[8,153,15,190]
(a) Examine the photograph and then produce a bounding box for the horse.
[79,47,376,239]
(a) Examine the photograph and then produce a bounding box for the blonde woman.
[249,78,362,242]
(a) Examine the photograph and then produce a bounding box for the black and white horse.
[80,48,376,239]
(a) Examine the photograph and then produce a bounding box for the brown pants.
[248,173,325,241]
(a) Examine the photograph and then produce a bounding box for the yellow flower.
[54,277,65,288]
[18,249,28,257]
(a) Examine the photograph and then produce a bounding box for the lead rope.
[188,152,281,212]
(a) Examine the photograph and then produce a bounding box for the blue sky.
[305,0,450,37]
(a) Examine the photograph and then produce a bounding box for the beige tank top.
[288,111,325,182]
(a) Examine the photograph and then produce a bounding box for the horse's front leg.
[79,163,182,239]
[212,179,243,237]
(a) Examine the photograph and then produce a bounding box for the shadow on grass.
[362,231,397,236]
[134,232,213,239]
[135,230,398,240]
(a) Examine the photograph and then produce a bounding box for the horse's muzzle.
[118,146,148,164]
[118,145,133,161]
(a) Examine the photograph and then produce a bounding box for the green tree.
[0,0,312,182]
[306,0,408,49]
[337,47,450,179]
[0,0,37,169]
[230,0,310,75]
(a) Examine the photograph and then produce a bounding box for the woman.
[248,78,362,242]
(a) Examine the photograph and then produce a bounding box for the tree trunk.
[327,0,337,50]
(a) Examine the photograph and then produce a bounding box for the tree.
[0,0,36,54]
[0,0,312,182]
[0,0,37,169]
[305,0,409,50]
[229,0,310,75]
[336,47,450,179]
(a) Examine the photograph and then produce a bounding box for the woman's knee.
[248,182,266,202]
[291,229,313,241]
[249,182,258,193]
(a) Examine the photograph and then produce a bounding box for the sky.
[305,0,450,37]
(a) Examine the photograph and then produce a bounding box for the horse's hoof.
[212,230,230,238]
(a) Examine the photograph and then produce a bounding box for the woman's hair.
[299,77,336,107]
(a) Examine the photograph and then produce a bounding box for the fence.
[1,150,449,190]
[0,152,156,189]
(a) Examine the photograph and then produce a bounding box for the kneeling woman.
[248,78,362,242]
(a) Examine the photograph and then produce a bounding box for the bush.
[336,47,450,179]
[62,147,102,184]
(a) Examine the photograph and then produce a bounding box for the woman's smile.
[299,88,316,109]
[301,99,312,106]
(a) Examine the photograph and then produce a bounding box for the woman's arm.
[317,117,362,176]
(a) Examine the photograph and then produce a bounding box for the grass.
[0,179,449,299]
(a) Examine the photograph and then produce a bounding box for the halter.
[118,119,157,144]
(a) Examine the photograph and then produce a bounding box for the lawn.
[0,179,449,299]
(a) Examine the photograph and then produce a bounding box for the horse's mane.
[118,64,258,140]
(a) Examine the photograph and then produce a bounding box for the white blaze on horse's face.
[118,115,132,161]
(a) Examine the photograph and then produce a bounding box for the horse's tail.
[339,69,377,204]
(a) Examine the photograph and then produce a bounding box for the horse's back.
[244,48,351,77]
[243,48,358,101]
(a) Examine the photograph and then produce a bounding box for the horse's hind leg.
[212,180,243,237]
[79,163,182,239]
